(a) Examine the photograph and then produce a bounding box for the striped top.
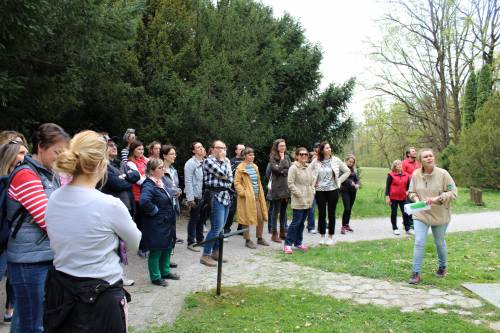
[8,169,48,231]
[121,147,129,162]
[245,164,259,195]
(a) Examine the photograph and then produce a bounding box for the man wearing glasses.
[200,140,233,267]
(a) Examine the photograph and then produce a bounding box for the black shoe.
[152,279,168,287]
[436,267,447,278]
[170,262,178,268]
[162,272,180,280]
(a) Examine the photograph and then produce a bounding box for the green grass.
[142,287,493,332]
[281,229,500,290]
[286,167,500,219]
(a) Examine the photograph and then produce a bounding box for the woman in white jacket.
[308,142,350,245]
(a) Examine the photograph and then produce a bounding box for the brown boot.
[257,238,270,246]
[200,255,217,267]
[211,250,228,263]
[245,240,257,249]
[279,227,286,240]
[271,231,281,243]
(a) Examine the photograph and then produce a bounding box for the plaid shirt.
[203,155,233,206]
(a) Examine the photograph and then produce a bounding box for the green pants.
[148,249,172,281]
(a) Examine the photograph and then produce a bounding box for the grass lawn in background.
[286,167,500,219]
[142,287,493,333]
[280,229,500,290]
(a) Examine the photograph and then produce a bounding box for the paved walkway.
[0,212,498,332]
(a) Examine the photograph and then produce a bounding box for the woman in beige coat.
[407,148,457,285]
[283,147,315,254]
[234,148,269,249]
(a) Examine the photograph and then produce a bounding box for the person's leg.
[315,191,327,235]
[341,191,351,227]
[307,199,316,231]
[148,251,162,281]
[296,209,309,246]
[197,198,208,243]
[159,249,172,277]
[412,220,429,273]
[203,198,224,256]
[285,209,301,246]
[224,194,237,234]
[431,224,449,269]
[390,200,399,230]
[279,199,288,238]
[187,199,202,245]
[256,201,264,240]
[211,201,230,253]
[326,190,339,235]
[271,199,281,233]
[267,200,274,233]
[8,262,49,333]
[400,201,411,231]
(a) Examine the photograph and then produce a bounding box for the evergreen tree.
[476,64,492,112]
[450,93,500,189]
[462,69,477,128]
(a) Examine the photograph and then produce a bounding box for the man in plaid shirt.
[200,140,234,267]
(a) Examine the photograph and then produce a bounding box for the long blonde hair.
[54,131,108,179]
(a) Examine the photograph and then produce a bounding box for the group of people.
[0,123,458,332]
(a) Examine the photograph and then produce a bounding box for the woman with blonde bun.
[6,123,68,333]
[44,130,141,332]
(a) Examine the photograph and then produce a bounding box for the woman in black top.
[340,154,360,234]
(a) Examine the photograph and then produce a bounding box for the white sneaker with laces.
[393,229,401,235]
[326,238,335,246]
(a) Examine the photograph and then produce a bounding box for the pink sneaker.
[296,244,308,251]
[283,245,293,254]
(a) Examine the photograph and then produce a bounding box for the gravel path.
[0,211,498,332]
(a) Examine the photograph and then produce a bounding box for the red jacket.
[402,158,420,177]
[387,171,410,201]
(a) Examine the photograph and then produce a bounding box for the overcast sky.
[259,0,387,120]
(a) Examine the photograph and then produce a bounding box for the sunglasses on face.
[298,153,309,156]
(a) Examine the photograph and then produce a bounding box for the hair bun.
[55,149,79,175]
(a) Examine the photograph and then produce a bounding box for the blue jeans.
[412,220,448,273]
[203,198,230,256]
[307,199,316,231]
[8,261,51,333]
[285,209,308,247]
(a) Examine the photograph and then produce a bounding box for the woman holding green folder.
[407,149,457,285]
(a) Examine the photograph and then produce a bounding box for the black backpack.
[0,161,41,255]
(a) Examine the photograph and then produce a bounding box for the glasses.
[213,146,227,150]
[107,143,116,148]
[298,153,309,156]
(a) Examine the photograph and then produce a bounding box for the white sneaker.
[223,238,229,242]
[393,229,401,235]
[319,236,326,245]
[406,229,414,235]
[122,277,135,286]
[310,229,317,234]
[326,238,335,246]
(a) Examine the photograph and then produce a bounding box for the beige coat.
[234,162,268,226]
[408,167,458,226]
[287,162,315,209]
[309,156,351,189]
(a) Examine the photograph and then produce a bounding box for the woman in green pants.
[140,158,179,287]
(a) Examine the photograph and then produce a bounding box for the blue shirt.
[246,164,259,195]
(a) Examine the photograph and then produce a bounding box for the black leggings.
[390,200,411,231]
[341,190,357,226]
[315,190,339,235]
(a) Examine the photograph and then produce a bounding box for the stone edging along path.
[125,211,500,331]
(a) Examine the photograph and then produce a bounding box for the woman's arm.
[110,200,141,252]
[337,160,351,185]
[139,182,158,216]
[233,168,245,197]
[287,166,300,196]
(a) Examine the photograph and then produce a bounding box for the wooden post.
[469,187,483,206]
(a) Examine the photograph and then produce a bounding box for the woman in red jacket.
[385,160,412,235]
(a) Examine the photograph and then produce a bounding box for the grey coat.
[269,155,291,200]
